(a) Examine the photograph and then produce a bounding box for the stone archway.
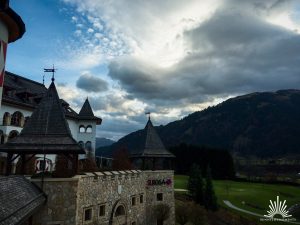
[109,201,127,225]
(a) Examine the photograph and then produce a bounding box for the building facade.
[31,170,175,225]
[0,72,101,174]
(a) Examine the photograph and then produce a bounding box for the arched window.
[115,205,125,217]
[78,141,84,148]
[8,130,19,140]
[85,141,92,151]
[86,125,92,133]
[3,112,11,126]
[11,111,24,127]
[79,125,85,133]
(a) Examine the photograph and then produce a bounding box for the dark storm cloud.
[108,6,300,106]
[76,73,108,93]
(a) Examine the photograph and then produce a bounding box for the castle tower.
[77,98,101,159]
[0,0,25,107]
[130,118,175,170]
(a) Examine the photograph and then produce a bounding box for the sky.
[6,0,300,140]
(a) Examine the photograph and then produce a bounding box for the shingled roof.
[78,98,102,124]
[2,71,98,122]
[0,176,46,225]
[130,119,174,158]
[0,81,85,154]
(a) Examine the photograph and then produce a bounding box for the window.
[78,141,84,148]
[86,125,92,133]
[2,112,10,126]
[157,193,163,201]
[99,204,105,217]
[140,194,144,204]
[79,125,85,133]
[11,111,24,127]
[8,130,19,140]
[84,208,92,221]
[85,141,92,152]
[131,196,136,206]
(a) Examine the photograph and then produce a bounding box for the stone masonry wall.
[31,177,78,225]
[76,170,147,225]
[144,171,175,225]
[30,170,175,225]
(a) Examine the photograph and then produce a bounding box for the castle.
[0,71,101,174]
[0,1,175,224]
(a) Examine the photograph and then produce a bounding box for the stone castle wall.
[31,177,78,225]
[144,171,175,225]
[31,170,175,225]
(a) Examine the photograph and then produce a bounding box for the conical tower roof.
[0,81,85,154]
[130,118,174,158]
[78,98,102,124]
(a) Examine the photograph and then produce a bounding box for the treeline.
[169,143,235,179]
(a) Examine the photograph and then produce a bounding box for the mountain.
[101,90,300,158]
[96,138,115,148]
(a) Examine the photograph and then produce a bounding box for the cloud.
[107,4,300,106]
[60,0,300,140]
[76,71,108,92]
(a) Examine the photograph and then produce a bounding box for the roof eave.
[0,7,26,43]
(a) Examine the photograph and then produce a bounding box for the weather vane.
[43,65,57,83]
[145,112,151,120]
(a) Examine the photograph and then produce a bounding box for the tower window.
[85,141,92,152]
[86,125,92,133]
[79,125,85,133]
[78,141,84,148]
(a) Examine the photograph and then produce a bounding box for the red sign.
[147,178,172,186]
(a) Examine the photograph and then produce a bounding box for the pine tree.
[204,166,218,211]
[187,164,204,205]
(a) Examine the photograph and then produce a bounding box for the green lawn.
[174,175,300,224]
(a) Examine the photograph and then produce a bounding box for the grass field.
[174,175,300,224]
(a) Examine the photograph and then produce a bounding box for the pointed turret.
[140,118,174,158]
[0,81,85,154]
[130,118,174,170]
[78,98,102,124]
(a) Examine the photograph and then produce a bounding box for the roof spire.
[145,112,151,121]
[44,65,57,83]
